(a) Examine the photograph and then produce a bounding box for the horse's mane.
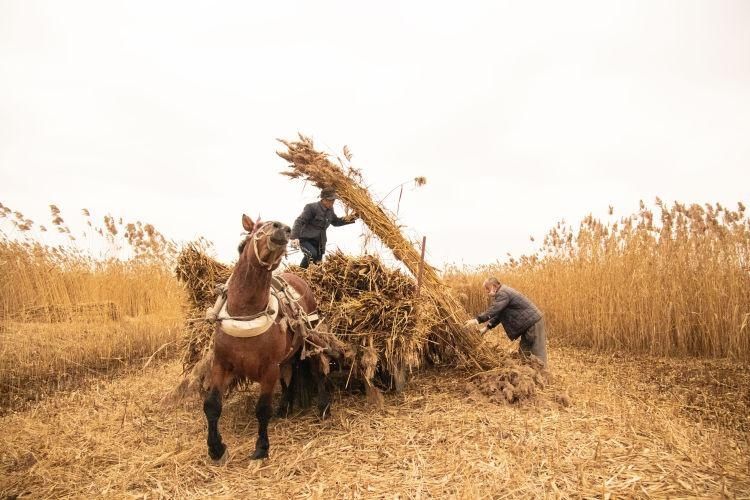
[237,238,248,255]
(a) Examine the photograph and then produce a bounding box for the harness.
[215,293,280,337]
[271,275,319,327]
[252,222,285,271]
[205,274,319,339]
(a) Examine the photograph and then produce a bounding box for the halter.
[250,221,286,271]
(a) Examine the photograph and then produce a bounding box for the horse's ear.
[241,214,254,232]
[253,215,263,232]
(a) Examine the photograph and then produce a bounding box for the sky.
[1,0,749,267]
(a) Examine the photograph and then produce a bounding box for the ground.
[2,346,749,499]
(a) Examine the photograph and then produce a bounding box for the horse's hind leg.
[251,367,277,460]
[204,362,232,464]
[312,358,331,419]
[276,362,294,418]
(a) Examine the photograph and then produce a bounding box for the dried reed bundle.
[469,355,548,404]
[174,242,231,370]
[292,251,440,389]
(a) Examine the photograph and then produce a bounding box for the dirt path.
[3,348,749,498]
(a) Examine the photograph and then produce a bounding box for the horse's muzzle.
[269,225,291,247]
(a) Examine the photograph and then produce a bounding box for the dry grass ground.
[3,342,748,499]
[0,316,182,412]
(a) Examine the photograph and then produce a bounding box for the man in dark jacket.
[290,187,357,268]
[464,277,548,366]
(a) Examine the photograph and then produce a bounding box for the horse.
[204,214,329,464]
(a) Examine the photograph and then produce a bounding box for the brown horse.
[204,214,324,463]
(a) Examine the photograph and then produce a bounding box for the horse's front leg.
[251,367,278,460]
[204,362,232,465]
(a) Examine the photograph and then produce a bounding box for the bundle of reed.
[174,242,232,370]
[468,355,548,404]
[278,135,499,369]
[292,251,441,389]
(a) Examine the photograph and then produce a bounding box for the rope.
[251,222,285,270]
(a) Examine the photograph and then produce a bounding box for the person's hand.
[479,326,488,335]
[464,318,479,328]
[343,213,359,223]
[290,239,300,250]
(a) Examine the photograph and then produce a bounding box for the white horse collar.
[218,294,279,338]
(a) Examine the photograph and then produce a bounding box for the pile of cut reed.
[291,251,439,389]
[173,245,426,389]
[172,245,542,404]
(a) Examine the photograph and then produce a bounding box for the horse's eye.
[273,222,280,229]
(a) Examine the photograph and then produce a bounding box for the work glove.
[479,326,488,335]
[464,318,479,328]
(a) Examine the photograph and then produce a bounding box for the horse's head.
[239,214,291,271]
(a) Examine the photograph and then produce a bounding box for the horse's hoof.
[250,448,269,460]
[209,447,228,466]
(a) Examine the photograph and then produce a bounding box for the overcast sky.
[1,1,749,267]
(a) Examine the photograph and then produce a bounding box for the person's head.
[320,187,337,209]
[483,277,501,295]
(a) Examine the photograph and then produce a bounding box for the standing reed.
[446,200,750,359]
[0,202,185,410]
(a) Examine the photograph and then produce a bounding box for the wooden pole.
[416,236,426,297]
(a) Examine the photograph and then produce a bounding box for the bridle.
[249,221,286,271]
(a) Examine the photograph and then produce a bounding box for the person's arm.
[476,290,510,328]
[291,204,314,239]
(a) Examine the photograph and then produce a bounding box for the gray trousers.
[519,318,548,367]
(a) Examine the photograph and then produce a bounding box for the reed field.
[2,192,749,498]
[0,202,185,411]
[446,199,750,360]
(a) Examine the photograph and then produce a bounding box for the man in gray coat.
[290,187,357,268]
[464,277,548,366]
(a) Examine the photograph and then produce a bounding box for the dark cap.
[320,187,337,200]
